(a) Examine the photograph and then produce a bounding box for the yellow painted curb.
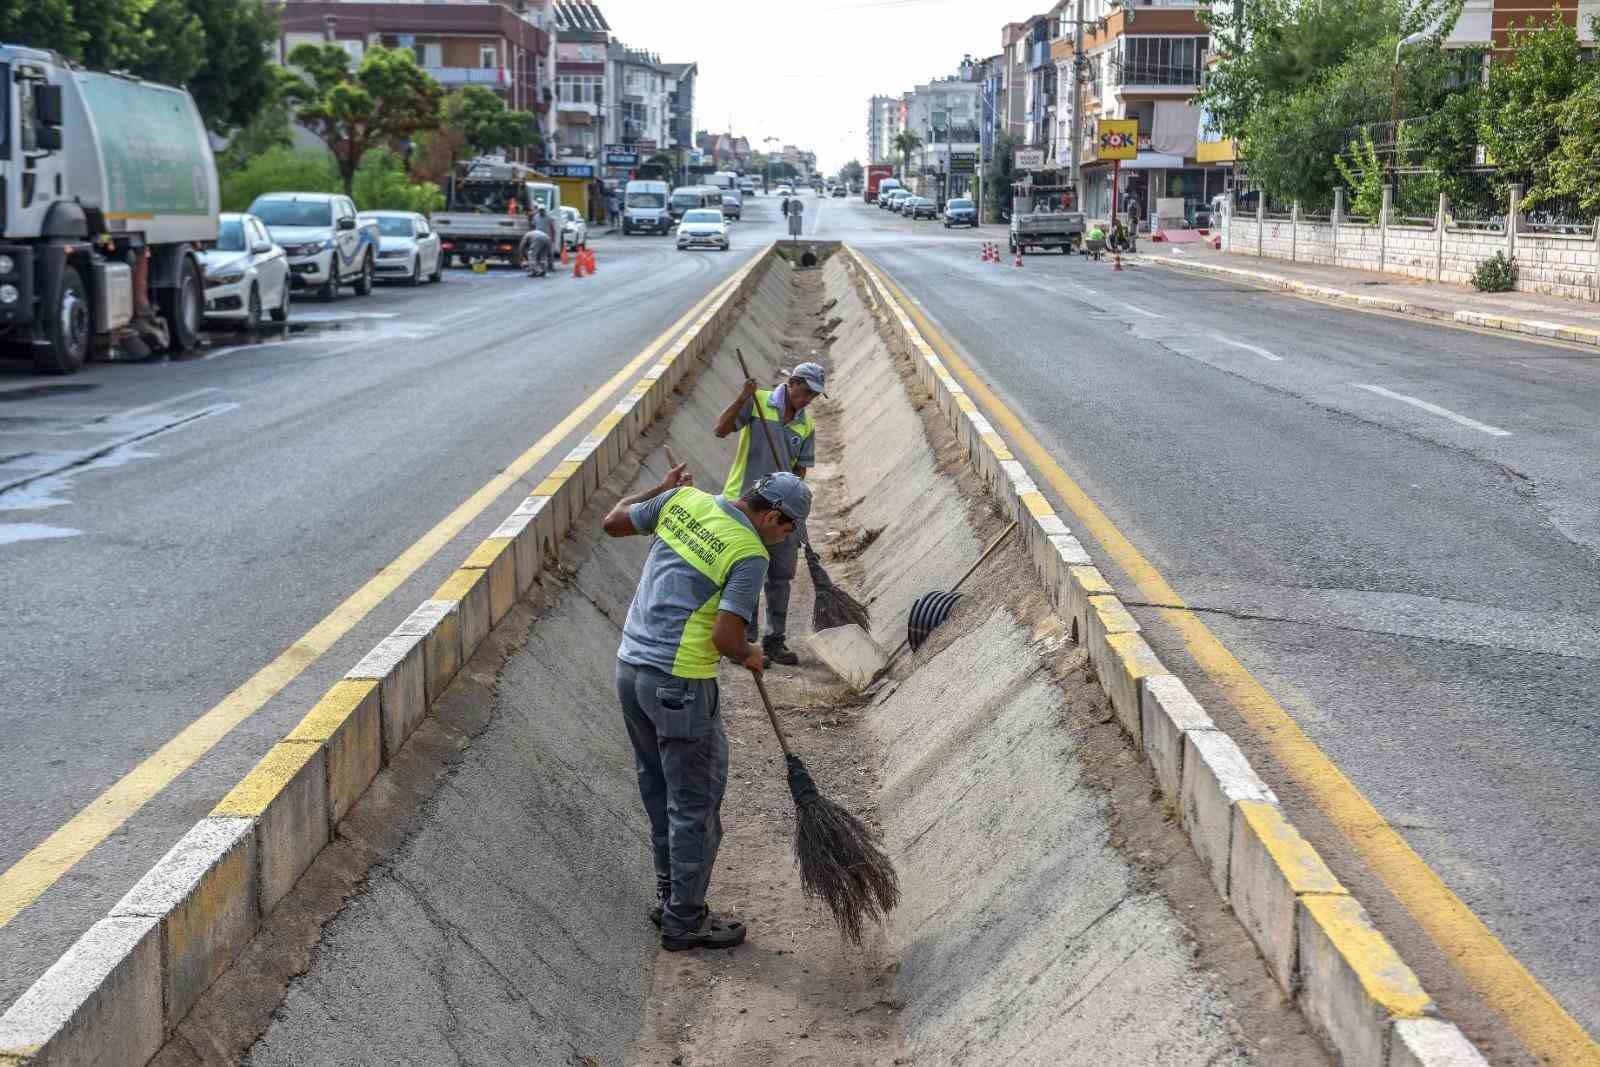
[211,741,322,819]
[1236,799,1345,895]
[1302,893,1433,1019]
[284,679,377,744]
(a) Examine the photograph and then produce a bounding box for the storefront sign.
[543,163,596,178]
[1098,119,1139,160]
[949,151,978,166]
[604,151,639,167]
[1015,148,1045,170]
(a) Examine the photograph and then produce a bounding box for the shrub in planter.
[1471,251,1517,292]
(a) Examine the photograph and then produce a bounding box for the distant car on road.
[676,208,731,251]
[720,191,743,221]
[831,185,847,198]
[739,177,757,196]
[558,206,589,250]
[776,184,795,197]
[200,212,289,331]
[248,192,378,302]
[908,197,939,220]
[890,191,915,213]
[882,189,911,212]
[360,210,443,286]
[943,197,978,227]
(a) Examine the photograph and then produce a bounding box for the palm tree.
[893,130,923,181]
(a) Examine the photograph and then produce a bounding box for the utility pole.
[1069,0,1085,209]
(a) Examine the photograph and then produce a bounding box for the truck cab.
[0,44,218,373]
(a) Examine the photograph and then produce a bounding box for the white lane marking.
[1350,383,1512,436]
[1509,359,1559,375]
[1211,333,1283,362]
[1124,303,1164,319]
[0,523,80,546]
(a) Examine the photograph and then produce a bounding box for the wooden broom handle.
[735,347,788,471]
[751,672,794,759]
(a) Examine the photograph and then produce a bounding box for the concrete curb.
[0,246,782,1067]
[1135,250,1600,348]
[843,246,1489,1067]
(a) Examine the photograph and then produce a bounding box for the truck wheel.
[353,254,374,296]
[161,255,203,353]
[35,266,90,374]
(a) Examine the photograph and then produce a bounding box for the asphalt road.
[832,197,1600,1053]
[0,197,791,1007]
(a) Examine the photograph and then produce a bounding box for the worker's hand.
[741,643,766,675]
[739,378,758,400]
[662,462,694,490]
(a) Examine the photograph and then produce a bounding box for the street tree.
[893,130,923,179]
[839,160,864,186]
[446,86,541,160]
[283,43,445,196]
[1199,0,1460,141]
[0,0,277,134]
[1479,13,1590,203]
[983,133,1017,219]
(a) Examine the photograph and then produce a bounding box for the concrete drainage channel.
[0,241,1479,1066]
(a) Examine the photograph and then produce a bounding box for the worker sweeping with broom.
[604,466,813,950]
[714,360,825,666]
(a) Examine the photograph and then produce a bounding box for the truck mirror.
[35,126,62,151]
[35,84,64,127]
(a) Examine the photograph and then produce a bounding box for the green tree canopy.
[1199,0,1461,141]
[839,160,864,185]
[0,0,276,134]
[283,43,445,195]
[445,86,541,160]
[1479,12,1589,198]
[893,130,923,176]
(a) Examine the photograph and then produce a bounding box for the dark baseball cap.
[753,472,812,524]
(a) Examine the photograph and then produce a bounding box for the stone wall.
[1226,208,1600,301]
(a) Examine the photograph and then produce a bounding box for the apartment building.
[866,94,903,165]
[665,63,698,153]
[552,0,608,163]
[1000,23,1030,142]
[905,73,982,203]
[1051,0,1226,225]
[278,0,555,161]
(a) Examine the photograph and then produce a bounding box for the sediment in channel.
[171,245,1327,1066]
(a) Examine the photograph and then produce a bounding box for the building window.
[1116,36,1205,85]
[480,44,497,69]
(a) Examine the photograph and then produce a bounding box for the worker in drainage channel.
[714,361,824,667]
[603,469,814,951]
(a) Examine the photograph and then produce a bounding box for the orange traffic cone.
[573,250,584,278]
[560,242,569,266]
[1013,250,1023,268]
[585,248,597,273]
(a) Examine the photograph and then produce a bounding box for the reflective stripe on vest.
[722,388,815,498]
[655,487,769,678]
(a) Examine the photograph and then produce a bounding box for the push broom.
[734,348,871,632]
[751,671,899,944]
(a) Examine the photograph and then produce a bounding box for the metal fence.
[1391,170,1441,225]
[1521,189,1597,235]
[1263,192,1295,219]
[1443,170,1506,232]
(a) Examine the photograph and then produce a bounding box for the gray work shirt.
[617,491,768,677]
[723,383,817,499]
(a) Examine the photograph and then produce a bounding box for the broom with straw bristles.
[733,348,872,633]
[750,670,899,944]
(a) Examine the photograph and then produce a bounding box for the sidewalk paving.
[1135,239,1600,347]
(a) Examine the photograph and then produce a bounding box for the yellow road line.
[867,260,1600,1065]
[0,265,750,931]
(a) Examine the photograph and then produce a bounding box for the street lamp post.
[1389,32,1430,179]
[762,135,779,193]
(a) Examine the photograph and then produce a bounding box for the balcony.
[423,66,511,87]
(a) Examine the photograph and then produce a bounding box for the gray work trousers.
[746,528,798,643]
[616,659,729,936]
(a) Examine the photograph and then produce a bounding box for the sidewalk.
[1135,239,1600,347]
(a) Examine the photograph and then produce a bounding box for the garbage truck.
[0,44,220,373]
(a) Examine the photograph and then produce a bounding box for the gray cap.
[753,471,812,524]
[784,361,827,397]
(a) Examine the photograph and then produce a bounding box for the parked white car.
[200,212,289,331]
[248,192,378,302]
[558,206,588,251]
[360,210,443,286]
[676,208,730,251]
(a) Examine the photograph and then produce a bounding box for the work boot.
[762,635,800,667]
[661,909,747,952]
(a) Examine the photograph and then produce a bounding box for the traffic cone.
[560,242,569,266]
[585,248,597,273]
[1013,250,1023,268]
[573,250,584,278]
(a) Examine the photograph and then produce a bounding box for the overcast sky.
[600,0,1040,174]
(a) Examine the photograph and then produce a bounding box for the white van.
[669,185,721,222]
[623,180,671,236]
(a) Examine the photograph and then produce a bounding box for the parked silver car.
[200,212,289,330]
[360,210,443,286]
